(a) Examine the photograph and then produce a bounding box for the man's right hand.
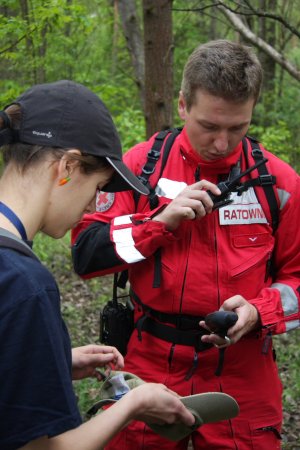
[153,180,221,230]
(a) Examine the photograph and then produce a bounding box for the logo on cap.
[32,130,53,138]
[96,191,115,212]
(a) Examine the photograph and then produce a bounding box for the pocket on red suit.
[230,417,282,450]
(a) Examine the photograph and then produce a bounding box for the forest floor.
[47,247,300,449]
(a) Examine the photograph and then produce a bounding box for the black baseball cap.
[7,80,149,195]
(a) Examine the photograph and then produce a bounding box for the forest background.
[1,0,300,448]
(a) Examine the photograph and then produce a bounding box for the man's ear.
[178,91,187,121]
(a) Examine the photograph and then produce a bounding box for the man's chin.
[205,154,228,162]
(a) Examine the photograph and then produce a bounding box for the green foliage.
[73,377,103,414]
[249,121,293,162]
[0,0,144,150]
[0,79,23,106]
[114,108,146,151]
[0,0,131,94]
[274,332,300,449]
[33,231,72,268]
[259,119,296,170]
[85,81,146,151]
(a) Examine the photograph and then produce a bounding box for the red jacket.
[72,128,300,335]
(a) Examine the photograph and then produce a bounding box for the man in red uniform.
[72,40,300,449]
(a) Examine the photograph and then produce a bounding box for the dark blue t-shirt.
[0,245,82,449]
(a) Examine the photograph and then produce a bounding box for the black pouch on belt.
[99,273,134,356]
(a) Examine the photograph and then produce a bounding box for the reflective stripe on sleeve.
[112,228,145,263]
[155,178,187,199]
[285,319,300,332]
[113,214,133,226]
[272,282,300,331]
[277,188,290,210]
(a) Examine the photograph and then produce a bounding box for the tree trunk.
[258,0,276,94]
[143,0,174,138]
[257,0,277,125]
[19,0,37,83]
[118,0,145,111]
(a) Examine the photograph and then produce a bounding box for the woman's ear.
[57,149,81,179]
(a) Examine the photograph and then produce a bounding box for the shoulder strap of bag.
[0,228,38,260]
[242,137,279,233]
[120,128,182,291]
[134,127,182,210]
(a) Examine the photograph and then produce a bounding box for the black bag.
[99,273,134,356]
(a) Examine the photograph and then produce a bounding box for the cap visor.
[103,157,149,195]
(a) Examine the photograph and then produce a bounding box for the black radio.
[208,157,268,210]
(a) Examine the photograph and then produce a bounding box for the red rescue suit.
[72,128,300,449]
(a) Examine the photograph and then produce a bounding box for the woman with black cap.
[0,80,195,450]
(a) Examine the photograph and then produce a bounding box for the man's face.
[178,89,255,161]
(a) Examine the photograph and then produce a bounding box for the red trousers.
[105,330,282,450]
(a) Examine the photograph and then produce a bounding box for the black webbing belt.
[130,288,204,329]
[130,289,228,378]
[131,289,211,352]
[137,315,212,353]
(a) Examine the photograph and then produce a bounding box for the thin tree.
[143,0,174,137]
[118,0,145,111]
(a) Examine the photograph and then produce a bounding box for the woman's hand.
[124,383,195,426]
[71,344,124,380]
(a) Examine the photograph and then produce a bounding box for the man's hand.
[153,180,221,231]
[71,344,124,380]
[200,296,260,347]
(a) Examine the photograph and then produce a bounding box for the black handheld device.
[99,274,134,356]
[208,157,268,210]
[99,297,134,356]
[205,311,238,338]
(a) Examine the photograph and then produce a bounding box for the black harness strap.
[133,128,182,288]
[242,137,279,233]
[134,127,182,210]
[158,128,182,180]
[116,270,129,289]
[137,131,169,182]
[214,348,226,377]
[153,248,162,288]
